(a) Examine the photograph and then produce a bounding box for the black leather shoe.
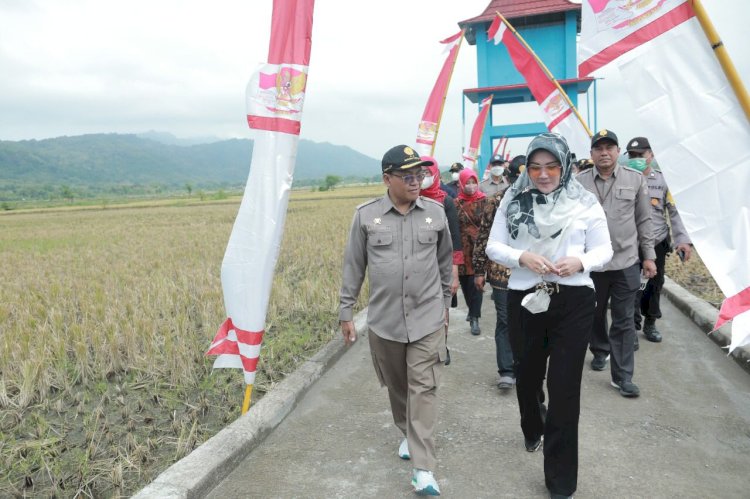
[611,379,640,398]
[470,318,481,336]
[590,355,607,371]
[525,436,542,452]
[643,321,662,342]
[550,493,573,499]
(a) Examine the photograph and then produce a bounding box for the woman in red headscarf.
[455,168,488,335]
[420,157,462,302]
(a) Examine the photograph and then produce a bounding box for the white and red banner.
[488,15,591,159]
[579,0,750,352]
[206,0,315,385]
[463,95,493,165]
[416,30,464,156]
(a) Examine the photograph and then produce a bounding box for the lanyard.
[594,176,615,205]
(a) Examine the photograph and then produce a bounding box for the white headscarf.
[500,133,598,260]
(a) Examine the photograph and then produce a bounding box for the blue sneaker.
[412,469,440,496]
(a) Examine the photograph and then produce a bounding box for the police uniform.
[479,176,507,196]
[339,147,453,475]
[577,130,655,390]
[635,168,691,331]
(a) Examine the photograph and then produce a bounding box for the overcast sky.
[0,0,747,167]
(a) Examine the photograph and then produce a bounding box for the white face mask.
[420,175,435,189]
[490,166,503,177]
[451,172,460,181]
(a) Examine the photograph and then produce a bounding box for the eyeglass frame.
[386,171,426,184]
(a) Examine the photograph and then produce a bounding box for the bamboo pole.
[241,384,253,414]
[430,31,465,156]
[690,0,750,123]
[495,12,593,137]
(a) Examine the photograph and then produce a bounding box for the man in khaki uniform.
[577,130,656,398]
[339,144,453,496]
[479,154,508,196]
[625,136,692,343]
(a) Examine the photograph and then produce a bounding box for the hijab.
[456,168,486,203]
[419,156,446,203]
[500,133,598,259]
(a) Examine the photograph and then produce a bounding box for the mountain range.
[0,132,380,200]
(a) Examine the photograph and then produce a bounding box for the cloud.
[0,0,746,165]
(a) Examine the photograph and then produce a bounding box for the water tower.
[459,0,597,173]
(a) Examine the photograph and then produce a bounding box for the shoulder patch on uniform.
[666,190,676,206]
[356,197,381,210]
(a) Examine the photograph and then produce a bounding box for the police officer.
[626,137,692,342]
[480,154,508,196]
[339,144,453,496]
[577,130,656,398]
[441,161,463,198]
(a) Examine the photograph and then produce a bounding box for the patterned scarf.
[500,133,598,260]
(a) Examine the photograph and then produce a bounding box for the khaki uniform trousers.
[368,327,445,471]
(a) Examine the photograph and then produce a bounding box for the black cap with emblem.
[626,136,651,153]
[381,145,434,173]
[591,129,619,148]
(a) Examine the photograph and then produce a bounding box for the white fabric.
[550,111,592,162]
[487,198,612,290]
[616,19,750,351]
[215,130,298,384]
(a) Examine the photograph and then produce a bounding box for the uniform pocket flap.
[418,230,437,244]
[615,187,635,200]
[371,233,393,246]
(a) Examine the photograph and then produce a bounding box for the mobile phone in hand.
[677,249,686,262]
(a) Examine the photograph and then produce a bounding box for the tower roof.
[460,0,580,26]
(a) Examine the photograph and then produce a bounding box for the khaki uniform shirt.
[479,177,507,197]
[644,169,691,246]
[577,164,656,271]
[339,193,453,343]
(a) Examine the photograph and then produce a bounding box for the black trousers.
[590,263,640,383]
[509,285,595,496]
[459,274,483,318]
[635,237,669,328]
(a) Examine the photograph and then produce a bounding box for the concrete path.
[205,293,750,499]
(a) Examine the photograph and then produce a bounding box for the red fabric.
[247,115,302,135]
[416,31,463,144]
[453,250,465,265]
[578,2,694,76]
[267,0,315,66]
[467,95,493,158]
[205,317,265,375]
[419,159,446,203]
[499,19,554,104]
[715,286,750,330]
[456,169,486,203]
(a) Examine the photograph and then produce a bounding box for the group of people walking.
[338,130,690,497]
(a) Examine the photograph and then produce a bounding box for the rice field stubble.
[0,185,378,497]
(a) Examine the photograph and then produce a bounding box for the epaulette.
[419,196,444,208]
[355,197,381,210]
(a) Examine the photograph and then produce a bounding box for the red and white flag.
[415,30,464,156]
[488,15,591,159]
[579,0,750,352]
[463,95,493,165]
[206,0,315,385]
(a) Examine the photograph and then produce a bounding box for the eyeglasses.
[388,172,426,184]
[526,162,562,178]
